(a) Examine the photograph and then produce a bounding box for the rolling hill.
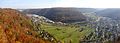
[27,14,94,43]
[23,8,98,23]
[95,8,120,20]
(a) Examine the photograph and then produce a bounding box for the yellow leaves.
[9,31,13,35]
[16,41,21,43]
[0,25,1,29]
[0,27,9,43]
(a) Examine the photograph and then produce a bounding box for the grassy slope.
[40,22,94,43]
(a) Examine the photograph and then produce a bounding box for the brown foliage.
[0,8,51,43]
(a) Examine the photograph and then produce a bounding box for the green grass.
[40,22,94,43]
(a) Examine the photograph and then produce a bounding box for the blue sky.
[0,0,120,8]
[0,0,59,8]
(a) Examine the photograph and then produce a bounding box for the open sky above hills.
[0,0,120,8]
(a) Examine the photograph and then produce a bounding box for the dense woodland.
[0,8,56,43]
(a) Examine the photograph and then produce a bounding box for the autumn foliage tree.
[0,8,54,43]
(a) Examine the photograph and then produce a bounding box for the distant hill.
[95,8,120,20]
[76,8,98,13]
[23,8,98,23]
[22,7,97,13]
